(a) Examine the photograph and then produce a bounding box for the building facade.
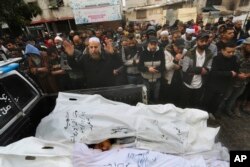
[205,0,250,14]
[24,0,76,35]
[124,0,198,25]
[124,0,250,25]
[24,0,125,35]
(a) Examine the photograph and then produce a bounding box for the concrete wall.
[193,0,207,13]
[125,1,196,25]
[233,0,250,12]
[221,0,250,11]
[125,7,166,25]
[125,0,147,8]
[24,0,74,23]
[221,0,236,10]
[148,0,165,5]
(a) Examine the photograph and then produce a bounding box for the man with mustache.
[65,37,117,88]
[180,32,213,109]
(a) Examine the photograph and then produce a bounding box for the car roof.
[0,58,22,74]
[0,57,22,67]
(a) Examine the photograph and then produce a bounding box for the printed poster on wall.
[71,0,122,24]
[72,5,122,24]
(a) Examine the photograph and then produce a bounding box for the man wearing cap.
[115,27,124,46]
[162,38,187,105]
[25,44,57,93]
[138,36,165,103]
[180,32,213,108]
[181,28,196,50]
[66,37,117,88]
[157,24,169,39]
[139,25,157,50]
[159,30,170,49]
[137,25,158,57]
[233,20,246,42]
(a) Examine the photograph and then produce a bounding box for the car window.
[1,74,38,109]
[0,84,20,129]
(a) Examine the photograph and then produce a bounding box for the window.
[0,85,20,129]
[27,1,41,17]
[206,0,222,6]
[48,0,64,9]
[48,0,58,9]
[1,75,38,110]
[148,8,163,15]
[57,0,64,7]
[136,10,147,19]
[239,0,250,6]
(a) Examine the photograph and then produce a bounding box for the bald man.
[73,35,84,52]
[66,37,117,88]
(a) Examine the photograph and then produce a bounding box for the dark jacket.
[234,27,247,41]
[122,46,140,75]
[182,47,213,85]
[68,50,116,88]
[207,53,239,92]
[138,47,165,82]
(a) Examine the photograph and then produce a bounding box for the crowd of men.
[0,16,250,119]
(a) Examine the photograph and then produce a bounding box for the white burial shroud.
[36,92,223,156]
[0,137,228,167]
[0,137,73,167]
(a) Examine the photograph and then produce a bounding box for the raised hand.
[63,40,74,56]
[103,41,114,54]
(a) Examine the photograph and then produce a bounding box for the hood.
[25,44,40,56]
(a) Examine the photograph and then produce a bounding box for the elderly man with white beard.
[65,37,117,88]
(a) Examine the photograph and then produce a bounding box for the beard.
[197,45,207,50]
[235,27,242,31]
[90,53,101,60]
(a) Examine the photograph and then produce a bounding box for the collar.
[196,49,206,58]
